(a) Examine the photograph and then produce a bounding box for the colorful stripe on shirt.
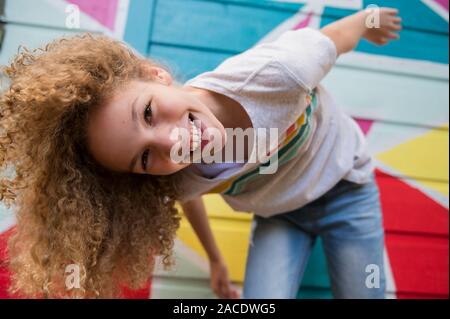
[206,89,318,196]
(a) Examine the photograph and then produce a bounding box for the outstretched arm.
[181,197,239,299]
[320,7,402,56]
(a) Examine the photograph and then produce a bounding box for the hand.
[363,7,402,46]
[209,259,240,299]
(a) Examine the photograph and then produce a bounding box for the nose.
[151,123,185,159]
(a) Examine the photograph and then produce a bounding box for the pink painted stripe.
[66,0,119,31]
[434,0,449,11]
[354,118,374,136]
[293,12,314,30]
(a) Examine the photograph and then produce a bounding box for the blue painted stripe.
[152,0,301,54]
[321,8,449,64]
[124,0,156,55]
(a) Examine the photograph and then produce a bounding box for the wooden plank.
[323,67,449,128]
[322,15,449,65]
[123,0,155,54]
[373,126,448,184]
[152,0,298,53]
[0,24,82,65]
[150,43,231,82]
[377,172,448,237]
[150,0,448,65]
[385,233,449,296]
[2,0,107,33]
[323,0,449,35]
[149,44,448,128]
[176,214,251,282]
[151,276,215,298]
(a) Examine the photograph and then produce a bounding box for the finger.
[374,37,389,46]
[392,17,402,24]
[219,281,230,299]
[380,28,400,40]
[384,8,399,16]
[389,22,402,31]
[387,32,400,40]
[211,282,221,297]
[231,289,240,299]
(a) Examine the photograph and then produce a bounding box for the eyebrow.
[128,96,140,173]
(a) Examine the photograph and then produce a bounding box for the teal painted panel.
[362,0,449,35]
[124,0,156,55]
[150,44,231,82]
[322,7,449,64]
[196,0,304,12]
[152,0,302,54]
[297,287,334,299]
[321,0,449,35]
[355,29,449,65]
[152,1,448,65]
[300,238,331,289]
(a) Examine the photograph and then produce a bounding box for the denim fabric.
[242,173,386,299]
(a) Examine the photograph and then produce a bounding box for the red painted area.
[376,170,449,236]
[0,226,151,299]
[385,233,448,297]
[66,0,119,31]
[376,169,449,298]
[0,228,14,299]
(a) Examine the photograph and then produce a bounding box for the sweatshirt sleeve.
[184,28,337,99]
[269,28,338,91]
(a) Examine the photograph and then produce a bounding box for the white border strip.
[113,0,130,40]
[338,51,449,81]
[384,247,398,298]
[274,0,363,10]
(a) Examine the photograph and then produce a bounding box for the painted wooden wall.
[0,0,448,299]
[131,0,449,299]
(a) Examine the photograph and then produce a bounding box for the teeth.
[189,119,201,152]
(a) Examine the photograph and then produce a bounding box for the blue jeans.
[242,173,386,299]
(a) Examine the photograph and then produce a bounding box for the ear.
[145,65,173,86]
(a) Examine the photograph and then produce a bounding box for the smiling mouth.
[188,113,202,153]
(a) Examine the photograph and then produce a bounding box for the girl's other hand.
[363,7,403,46]
[209,259,240,299]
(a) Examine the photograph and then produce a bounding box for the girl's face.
[86,67,227,175]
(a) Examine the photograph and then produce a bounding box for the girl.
[0,8,401,298]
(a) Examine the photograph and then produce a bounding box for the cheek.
[149,153,191,175]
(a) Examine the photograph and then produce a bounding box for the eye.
[144,101,153,124]
[142,149,150,171]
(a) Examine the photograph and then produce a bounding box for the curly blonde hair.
[0,33,184,298]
